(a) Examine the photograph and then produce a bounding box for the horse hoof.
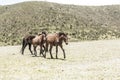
[64,57,66,59]
[43,55,46,58]
[44,55,46,58]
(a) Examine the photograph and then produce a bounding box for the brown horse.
[32,33,46,57]
[21,32,46,56]
[21,35,35,55]
[45,32,68,59]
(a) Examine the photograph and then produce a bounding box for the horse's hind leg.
[28,44,33,55]
[41,45,45,54]
[44,43,49,58]
[40,45,44,57]
[45,42,48,52]
[22,42,27,55]
[43,45,46,53]
[56,45,58,59]
[33,46,37,56]
[59,45,66,59]
[49,45,53,59]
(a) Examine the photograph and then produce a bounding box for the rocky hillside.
[0,1,120,45]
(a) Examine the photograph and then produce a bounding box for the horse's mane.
[42,31,47,36]
[38,31,47,36]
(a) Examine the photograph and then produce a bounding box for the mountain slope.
[0,1,120,45]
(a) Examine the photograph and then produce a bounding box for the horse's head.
[38,31,47,41]
[42,31,47,37]
[41,32,47,41]
[59,32,68,45]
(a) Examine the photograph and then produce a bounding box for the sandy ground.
[0,39,120,80]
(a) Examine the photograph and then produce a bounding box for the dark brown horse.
[21,32,46,56]
[21,35,35,55]
[45,32,68,59]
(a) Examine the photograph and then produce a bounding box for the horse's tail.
[21,38,26,55]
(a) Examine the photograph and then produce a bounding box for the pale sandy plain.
[0,39,120,80]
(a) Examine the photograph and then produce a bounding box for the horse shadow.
[46,57,66,61]
[31,53,66,61]
[31,55,44,58]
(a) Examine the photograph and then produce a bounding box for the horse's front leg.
[59,45,66,59]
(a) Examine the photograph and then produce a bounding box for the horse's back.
[23,35,35,40]
[46,33,58,42]
[32,35,42,44]
[22,35,35,44]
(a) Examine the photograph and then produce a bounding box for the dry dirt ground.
[0,39,120,80]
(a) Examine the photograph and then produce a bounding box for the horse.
[32,33,46,57]
[45,32,68,59]
[21,35,35,55]
[21,32,47,56]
